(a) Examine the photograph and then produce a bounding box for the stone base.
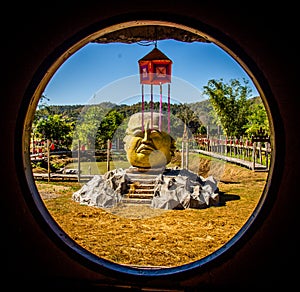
[126,166,165,175]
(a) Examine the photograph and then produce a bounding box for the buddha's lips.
[136,144,155,153]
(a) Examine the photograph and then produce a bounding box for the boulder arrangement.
[72,167,220,210]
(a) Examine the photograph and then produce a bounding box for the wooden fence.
[192,135,271,171]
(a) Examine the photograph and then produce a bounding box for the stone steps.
[126,174,158,183]
[123,170,161,204]
[121,198,153,205]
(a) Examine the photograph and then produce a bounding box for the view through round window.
[26,21,272,271]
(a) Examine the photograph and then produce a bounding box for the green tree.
[176,103,201,135]
[34,114,74,149]
[73,105,106,150]
[96,110,124,149]
[203,78,253,137]
[244,100,270,138]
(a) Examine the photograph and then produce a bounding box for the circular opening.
[22,19,274,278]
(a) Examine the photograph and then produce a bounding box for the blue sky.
[43,39,258,106]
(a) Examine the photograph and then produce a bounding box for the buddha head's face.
[123,112,176,169]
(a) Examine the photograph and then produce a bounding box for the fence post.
[78,140,81,181]
[241,137,245,160]
[107,139,111,172]
[258,142,262,165]
[47,139,50,182]
[265,142,270,170]
[252,142,256,170]
[186,140,189,169]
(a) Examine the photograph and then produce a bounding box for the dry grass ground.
[36,157,268,268]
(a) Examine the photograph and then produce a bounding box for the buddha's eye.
[133,130,144,138]
[150,130,162,138]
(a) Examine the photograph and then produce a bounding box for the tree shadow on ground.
[219,180,241,184]
[218,191,240,206]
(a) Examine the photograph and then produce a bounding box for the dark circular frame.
[17,12,283,283]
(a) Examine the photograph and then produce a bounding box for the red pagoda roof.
[138,47,172,62]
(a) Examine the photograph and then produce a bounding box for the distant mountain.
[40,95,260,131]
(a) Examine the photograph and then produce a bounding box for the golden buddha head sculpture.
[123,112,176,169]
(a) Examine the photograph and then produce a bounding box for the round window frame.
[18,15,281,281]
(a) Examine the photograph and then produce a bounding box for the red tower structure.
[138,46,172,132]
